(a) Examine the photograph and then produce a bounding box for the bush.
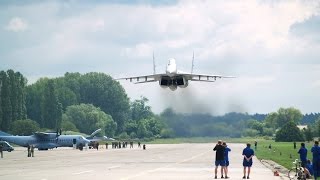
[11,119,40,135]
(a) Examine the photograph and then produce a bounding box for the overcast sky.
[1,0,320,115]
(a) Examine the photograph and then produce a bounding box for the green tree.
[247,119,264,134]
[265,107,303,129]
[130,96,153,121]
[0,71,12,131]
[61,117,79,132]
[64,104,116,136]
[303,126,313,142]
[11,119,40,135]
[160,128,175,138]
[137,120,148,138]
[275,121,304,142]
[242,129,259,137]
[40,79,62,129]
[79,72,130,133]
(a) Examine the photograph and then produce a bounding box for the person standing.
[27,145,31,157]
[242,143,254,179]
[298,142,308,176]
[311,141,320,180]
[222,142,231,179]
[294,142,297,149]
[31,145,35,157]
[254,141,257,150]
[213,140,226,179]
[0,144,3,158]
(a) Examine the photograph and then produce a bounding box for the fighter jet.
[0,131,90,150]
[116,54,235,91]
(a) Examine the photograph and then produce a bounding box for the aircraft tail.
[0,131,12,136]
[88,128,102,139]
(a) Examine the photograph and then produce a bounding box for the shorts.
[215,160,226,166]
[225,160,229,166]
[243,160,253,167]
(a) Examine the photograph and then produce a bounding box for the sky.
[1,0,320,115]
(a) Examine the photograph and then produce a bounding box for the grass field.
[254,140,315,169]
[149,137,315,170]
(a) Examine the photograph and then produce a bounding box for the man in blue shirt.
[223,142,231,179]
[242,143,254,179]
[311,141,320,180]
[298,142,308,176]
[298,143,308,166]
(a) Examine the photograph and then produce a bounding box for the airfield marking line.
[107,165,121,170]
[120,150,211,180]
[72,170,94,175]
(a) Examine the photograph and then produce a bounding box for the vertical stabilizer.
[153,52,156,74]
[191,51,195,74]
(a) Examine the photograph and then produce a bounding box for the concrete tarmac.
[0,143,288,180]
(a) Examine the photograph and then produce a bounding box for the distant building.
[297,125,308,130]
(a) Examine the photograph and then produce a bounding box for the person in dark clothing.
[27,145,31,157]
[298,142,308,177]
[105,142,108,149]
[213,140,226,179]
[30,145,35,157]
[0,144,3,158]
[254,141,257,150]
[294,142,297,149]
[96,142,99,150]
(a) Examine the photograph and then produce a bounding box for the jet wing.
[115,74,166,83]
[177,72,235,82]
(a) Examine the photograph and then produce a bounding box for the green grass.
[149,137,314,170]
[148,137,270,144]
[254,141,314,169]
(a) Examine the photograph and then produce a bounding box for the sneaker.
[214,176,217,179]
[225,176,229,179]
[221,176,224,178]
[242,176,246,179]
[247,176,250,179]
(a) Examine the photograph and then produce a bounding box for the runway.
[0,143,288,180]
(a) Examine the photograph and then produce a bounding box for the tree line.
[1,69,320,142]
[0,70,27,131]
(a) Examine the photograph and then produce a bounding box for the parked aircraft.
[86,128,115,141]
[116,54,235,91]
[0,131,90,150]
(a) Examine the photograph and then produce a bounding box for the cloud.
[5,17,28,32]
[1,1,320,114]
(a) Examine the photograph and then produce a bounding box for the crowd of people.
[213,140,320,179]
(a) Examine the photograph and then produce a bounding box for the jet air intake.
[159,76,188,91]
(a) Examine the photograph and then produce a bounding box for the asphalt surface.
[0,143,288,180]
